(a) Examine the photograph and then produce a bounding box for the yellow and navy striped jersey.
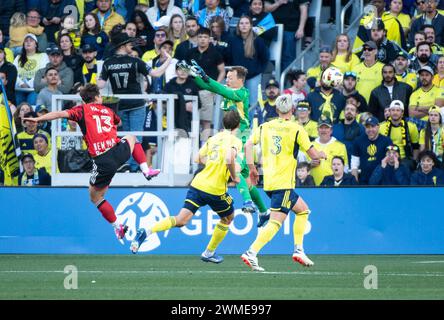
[191,130,243,195]
[251,118,312,191]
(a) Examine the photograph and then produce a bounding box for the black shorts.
[266,189,300,214]
[183,187,234,218]
[89,140,131,188]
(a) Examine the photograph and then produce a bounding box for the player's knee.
[297,208,311,216]
[220,214,234,225]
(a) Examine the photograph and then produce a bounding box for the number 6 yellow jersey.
[251,118,312,191]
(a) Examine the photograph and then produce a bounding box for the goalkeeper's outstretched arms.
[23,110,69,123]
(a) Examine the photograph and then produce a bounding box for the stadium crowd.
[2,0,444,187]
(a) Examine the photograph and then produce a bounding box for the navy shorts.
[266,189,299,214]
[184,187,234,217]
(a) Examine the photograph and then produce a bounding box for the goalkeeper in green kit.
[178,60,270,227]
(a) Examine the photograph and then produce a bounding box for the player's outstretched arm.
[149,49,173,78]
[195,76,245,103]
[23,110,69,123]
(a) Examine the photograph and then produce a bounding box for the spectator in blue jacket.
[410,150,444,186]
[321,156,358,186]
[369,144,410,185]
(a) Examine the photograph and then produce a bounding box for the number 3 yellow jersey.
[252,118,313,191]
[191,130,243,195]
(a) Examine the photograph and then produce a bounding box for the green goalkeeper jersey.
[195,77,250,144]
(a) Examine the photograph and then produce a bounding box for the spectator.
[25,9,48,53]
[341,71,368,113]
[36,67,62,110]
[264,0,308,71]
[208,16,232,64]
[295,100,318,141]
[146,0,185,30]
[80,12,109,60]
[380,100,420,168]
[55,14,81,49]
[130,10,155,53]
[196,0,230,32]
[419,105,444,161]
[362,19,400,65]
[295,161,315,187]
[0,0,25,39]
[369,144,411,185]
[388,0,411,36]
[33,133,53,174]
[0,72,15,113]
[283,69,307,108]
[433,55,444,87]
[40,0,73,44]
[34,45,74,95]
[411,41,437,72]
[306,47,332,91]
[58,34,83,87]
[123,22,144,57]
[9,12,44,57]
[369,64,413,122]
[410,149,444,185]
[303,115,348,185]
[333,103,365,163]
[409,66,444,124]
[0,47,18,104]
[0,29,14,63]
[93,0,125,35]
[147,40,178,93]
[253,78,280,126]
[394,51,418,90]
[178,0,205,16]
[13,33,50,105]
[79,44,99,86]
[168,14,187,54]
[13,102,32,133]
[320,156,358,186]
[331,34,360,74]
[422,24,443,55]
[351,116,393,184]
[17,111,51,156]
[354,41,385,103]
[248,0,277,46]
[307,69,346,124]
[408,30,426,56]
[409,0,444,47]
[174,16,200,61]
[186,27,225,135]
[35,105,51,135]
[231,15,269,108]
[18,153,51,186]
[142,27,169,62]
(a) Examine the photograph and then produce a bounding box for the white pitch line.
[1,270,444,277]
[411,261,444,264]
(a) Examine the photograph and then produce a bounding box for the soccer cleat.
[242,200,258,214]
[130,228,147,254]
[201,253,224,264]
[292,249,314,267]
[257,211,270,228]
[144,168,160,181]
[115,224,128,240]
[241,251,265,272]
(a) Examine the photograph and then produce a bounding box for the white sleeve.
[351,155,360,170]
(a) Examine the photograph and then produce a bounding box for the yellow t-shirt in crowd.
[409,85,444,120]
[331,53,361,74]
[353,61,384,103]
[433,74,444,88]
[396,72,418,90]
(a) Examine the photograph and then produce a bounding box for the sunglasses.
[386,145,399,152]
[155,33,166,38]
[297,107,309,111]
[363,47,375,52]
[344,71,356,77]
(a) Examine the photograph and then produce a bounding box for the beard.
[418,54,430,63]
[321,84,332,91]
[345,114,354,121]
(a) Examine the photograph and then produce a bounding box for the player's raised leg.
[122,135,160,180]
[291,197,314,267]
[89,185,128,240]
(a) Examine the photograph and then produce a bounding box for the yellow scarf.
[82,59,97,84]
[319,91,335,122]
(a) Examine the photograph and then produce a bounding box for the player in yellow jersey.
[131,111,243,264]
[240,94,326,272]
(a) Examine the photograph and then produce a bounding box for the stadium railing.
[50,94,200,187]
[269,24,284,79]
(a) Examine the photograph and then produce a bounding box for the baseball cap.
[296,100,310,110]
[429,105,441,114]
[153,15,171,28]
[389,100,405,111]
[35,105,48,113]
[24,33,38,43]
[386,144,400,154]
[111,32,134,48]
[265,78,279,89]
[81,43,97,53]
[159,40,174,49]
[33,133,48,144]
[317,115,333,127]
[365,116,380,126]
[395,51,409,59]
[363,41,377,50]
[21,153,35,163]
[418,65,435,76]
[344,71,357,79]
[319,46,332,54]
[46,45,62,55]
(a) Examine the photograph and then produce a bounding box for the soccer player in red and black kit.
[23,84,156,241]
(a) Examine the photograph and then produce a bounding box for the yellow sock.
[151,217,176,233]
[294,210,310,247]
[206,222,230,251]
[251,219,282,253]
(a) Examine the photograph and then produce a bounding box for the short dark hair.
[332,156,345,165]
[45,67,58,76]
[382,63,395,73]
[226,66,248,81]
[297,161,311,170]
[417,41,432,51]
[185,16,198,24]
[418,150,438,167]
[197,27,211,36]
[287,69,305,83]
[421,24,435,32]
[80,83,100,103]
[222,110,240,130]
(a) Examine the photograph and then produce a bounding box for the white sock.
[112,221,120,229]
[247,249,257,257]
[140,162,149,175]
[203,249,214,257]
[295,244,304,252]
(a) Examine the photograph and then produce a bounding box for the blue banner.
[0,187,443,254]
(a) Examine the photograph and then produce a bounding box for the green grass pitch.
[1,255,443,300]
